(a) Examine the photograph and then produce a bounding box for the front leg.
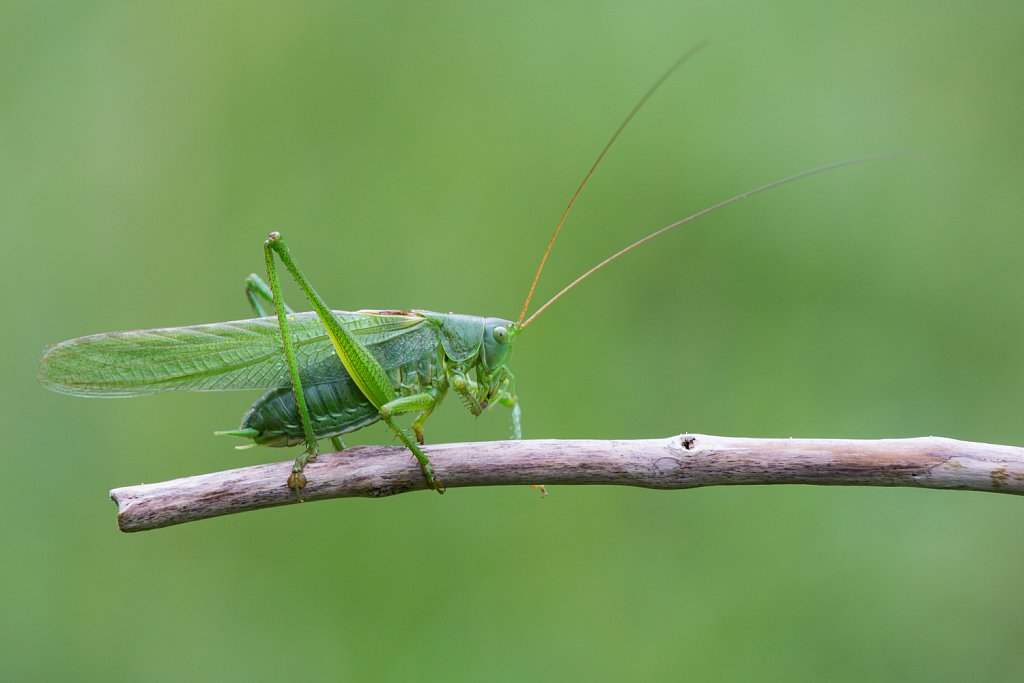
[492,371,520,439]
[454,370,522,439]
[497,392,522,440]
[496,390,544,496]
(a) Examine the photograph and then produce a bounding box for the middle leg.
[380,392,442,491]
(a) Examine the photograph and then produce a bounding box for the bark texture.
[109,434,1024,532]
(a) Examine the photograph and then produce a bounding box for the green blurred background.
[3,1,1024,680]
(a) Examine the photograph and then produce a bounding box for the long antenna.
[520,152,916,328]
[516,41,709,325]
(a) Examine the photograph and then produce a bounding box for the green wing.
[38,311,433,397]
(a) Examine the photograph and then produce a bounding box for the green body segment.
[38,231,530,493]
[239,324,449,447]
[240,363,379,447]
[38,305,521,453]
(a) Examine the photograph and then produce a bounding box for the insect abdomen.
[240,375,380,447]
[235,343,448,447]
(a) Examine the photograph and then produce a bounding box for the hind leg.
[244,273,293,317]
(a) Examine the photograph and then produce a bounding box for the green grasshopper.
[37,47,898,495]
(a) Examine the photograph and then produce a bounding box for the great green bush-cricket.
[37,47,899,495]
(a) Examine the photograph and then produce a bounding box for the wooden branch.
[110,434,1024,532]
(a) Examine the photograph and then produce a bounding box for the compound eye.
[492,325,508,344]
